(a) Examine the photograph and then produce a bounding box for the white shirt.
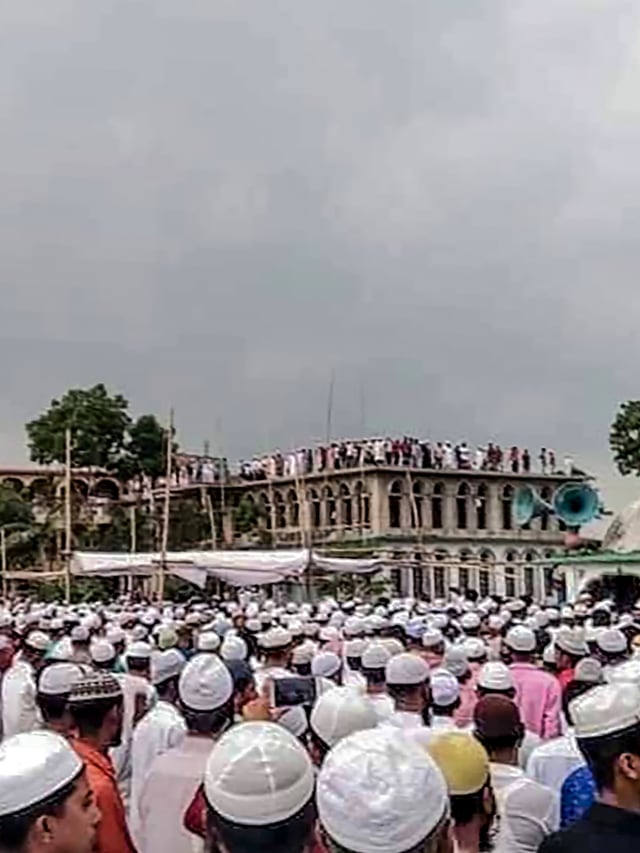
[385,710,432,747]
[1,659,40,738]
[130,700,187,847]
[110,673,155,810]
[490,762,559,853]
[367,692,394,722]
[137,735,214,853]
[431,714,458,733]
[525,730,584,791]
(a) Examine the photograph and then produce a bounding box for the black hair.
[309,728,330,764]
[0,774,79,853]
[293,663,312,677]
[155,675,179,701]
[477,686,516,701]
[70,696,123,736]
[475,728,522,754]
[579,722,640,791]
[362,667,386,686]
[346,657,362,672]
[450,789,485,826]
[562,680,595,726]
[207,798,315,853]
[36,693,69,724]
[126,656,150,672]
[181,699,234,736]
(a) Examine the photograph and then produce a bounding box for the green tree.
[117,415,174,485]
[0,484,34,529]
[610,401,640,476]
[26,384,131,469]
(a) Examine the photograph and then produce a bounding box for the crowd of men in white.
[1,589,640,853]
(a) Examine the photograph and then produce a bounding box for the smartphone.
[271,676,317,708]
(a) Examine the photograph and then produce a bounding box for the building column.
[488,483,502,532]
[494,564,506,596]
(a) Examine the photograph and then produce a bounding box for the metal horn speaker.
[553,482,600,527]
[514,485,552,527]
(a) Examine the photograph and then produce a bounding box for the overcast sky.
[1,1,640,515]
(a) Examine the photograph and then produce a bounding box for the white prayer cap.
[463,638,487,661]
[179,654,233,711]
[344,617,366,637]
[477,662,513,692]
[221,635,247,662]
[126,641,153,659]
[385,653,429,687]
[443,646,469,679]
[71,626,89,643]
[90,639,116,665]
[0,731,83,816]
[24,631,50,653]
[260,627,292,650]
[422,628,444,648]
[431,614,448,630]
[561,605,574,620]
[542,643,556,665]
[361,643,391,670]
[344,639,367,659]
[319,626,340,643]
[597,628,627,655]
[573,657,604,685]
[245,618,262,633]
[380,638,405,658]
[312,651,342,679]
[460,612,481,631]
[505,625,536,653]
[131,625,148,641]
[555,628,589,658]
[151,649,186,685]
[197,631,221,652]
[38,663,83,697]
[105,625,125,644]
[48,637,74,662]
[571,682,640,739]
[317,727,448,853]
[534,611,549,629]
[291,642,315,666]
[288,620,304,639]
[311,687,378,748]
[431,669,461,707]
[156,626,178,650]
[204,722,314,825]
[69,671,122,704]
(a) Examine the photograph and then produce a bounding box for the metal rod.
[158,409,174,602]
[64,428,72,604]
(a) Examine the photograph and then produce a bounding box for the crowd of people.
[1,586,638,853]
[238,439,576,482]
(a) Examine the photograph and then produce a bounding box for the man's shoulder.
[539,819,599,853]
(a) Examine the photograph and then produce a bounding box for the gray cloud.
[1,1,640,511]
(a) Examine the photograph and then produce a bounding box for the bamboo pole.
[64,428,72,604]
[128,504,136,594]
[1,527,7,602]
[204,488,217,549]
[158,409,174,602]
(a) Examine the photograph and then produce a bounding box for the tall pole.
[1,527,6,603]
[158,409,174,602]
[128,503,136,595]
[64,428,72,604]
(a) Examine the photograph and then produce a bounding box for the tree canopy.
[610,400,640,477]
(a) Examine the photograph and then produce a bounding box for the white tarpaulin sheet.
[312,555,384,575]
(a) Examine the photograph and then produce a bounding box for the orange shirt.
[73,739,138,853]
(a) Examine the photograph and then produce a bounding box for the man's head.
[317,727,452,853]
[503,626,536,663]
[361,643,391,689]
[571,682,640,808]
[68,672,124,750]
[204,722,315,853]
[473,696,524,761]
[595,629,628,666]
[36,663,84,737]
[225,659,258,717]
[0,731,100,853]
[260,627,293,668]
[476,662,515,700]
[151,648,185,703]
[124,641,152,679]
[430,669,461,718]
[386,653,431,720]
[178,653,234,736]
[554,628,588,673]
[309,686,378,766]
[22,632,50,672]
[311,652,343,686]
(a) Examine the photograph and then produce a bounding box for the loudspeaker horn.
[514,485,552,527]
[553,483,600,527]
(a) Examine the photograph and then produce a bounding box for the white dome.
[602,499,640,553]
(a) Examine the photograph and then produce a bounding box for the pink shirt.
[509,662,561,740]
[454,667,480,729]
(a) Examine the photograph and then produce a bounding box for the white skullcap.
[488,615,503,631]
[533,611,550,629]
[571,682,640,739]
[179,654,233,711]
[90,639,116,665]
[151,648,186,685]
[478,661,513,692]
[380,638,405,657]
[70,625,89,643]
[555,628,589,658]
[317,727,448,853]
[246,618,262,633]
[422,628,444,649]
[0,731,83,816]
[311,686,378,748]
[505,625,536,653]
[460,612,481,631]
[319,626,340,643]
[597,628,627,655]
[48,637,74,662]
[126,641,153,659]
[204,722,314,825]
[25,631,50,653]
[197,631,221,652]
[105,626,125,644]
[542,643,556,665]
[385,653,429,687]
[462,638,487,661]
[344,639,367,659]
[221,635,248,662]
[260,627,292,650]
[443,646,469,679]
[430,669,461,707]
[573,657,604,685]
[361,643,391,670]
[561,606,574,619]
[38,663,83,697]
[131,625,149,641]
[312,651,342,679]
[291,642,315,666]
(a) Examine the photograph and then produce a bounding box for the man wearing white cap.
[129,649,187,843]
[361,643,394,722]
[36,663,85,738]
[2,631,49,738]
[540,682,640,851]
[505,625,561,739]
[0,730,100,853]
[201,722,317,853]
[430,668,461,733]
[317,726,451,853]
[309,686,378,766]
[0,634,14,739]
[385,653,431,742]
[136,653,234,853]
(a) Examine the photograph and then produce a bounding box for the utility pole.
[158,409,174,602]
[64,428,72,604]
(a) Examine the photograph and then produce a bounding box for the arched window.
[411,481,423,528]
[479,550,494,597]
[389,480,403,529]
[340,484,353,527]
[431,482,443,529]
[92,478,119,501]
[308,489,321,528]
[274,491,286,529]
[355,481,370,527]
[505,551,517,597]
[476,483,487,530]
[324,486,337,527]
[540,487,551,531]
[524,552,536,597]
[287,489,299,528]
[459,550,471,593]
[433,549,448,598]
[456,482,470,529]
[502,486,514,530]
[2,477,24,494]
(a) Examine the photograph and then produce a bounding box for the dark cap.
[474,695,522,740]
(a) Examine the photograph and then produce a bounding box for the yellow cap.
[427,731,489,796]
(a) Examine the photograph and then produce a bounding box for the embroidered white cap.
[312,651,342,679]
[310,686,378,748]
[38,663,84,697]
[571,682,640,739]
[179,653,233,710]
[385,653,430,686]
[477,662,513,692]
